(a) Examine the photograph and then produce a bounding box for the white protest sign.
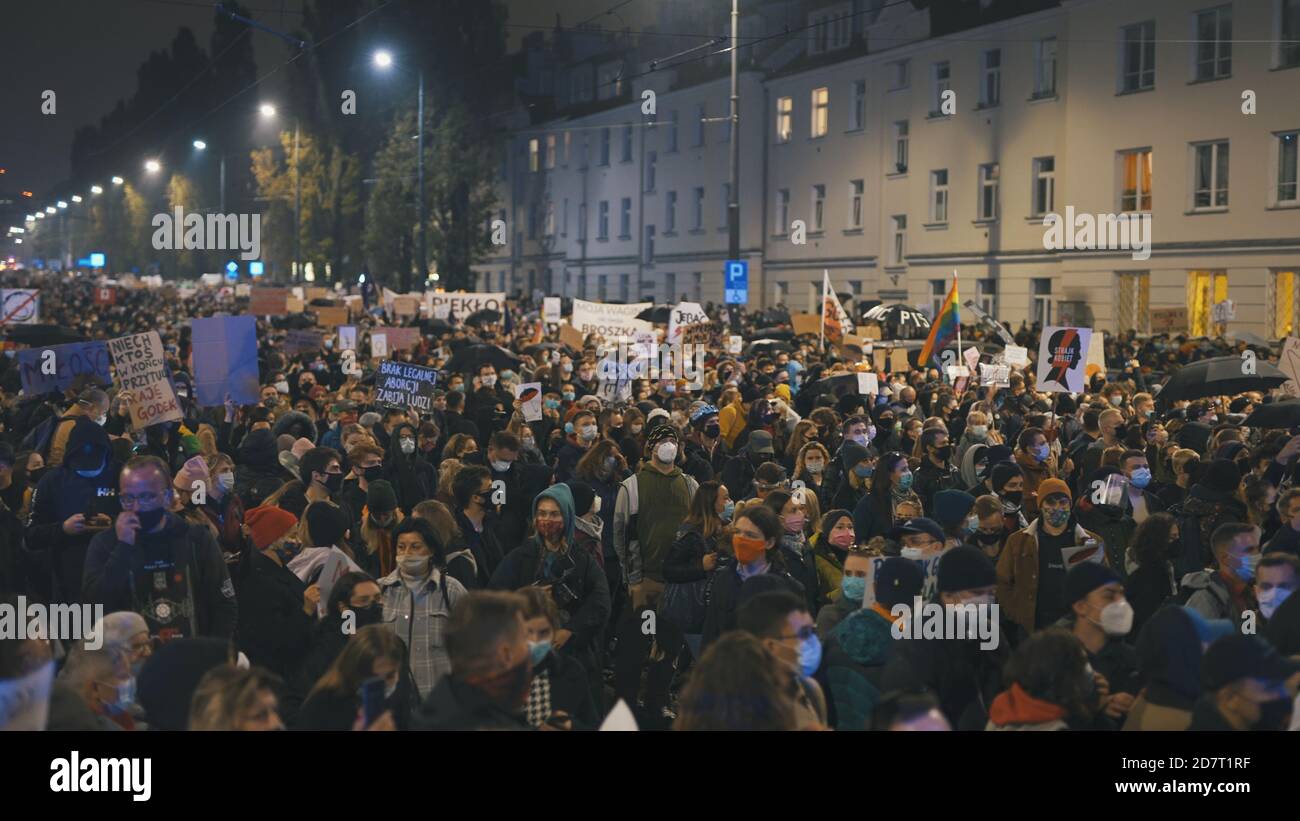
[107,331,183,427]
[1036,326,1092,393]
[1004,345,1029,367]
[1279,336,1300,398]
[979,362,1011,388]
[857,372,878,395]
[728,335,743,355]
[964,346,980,374]
[516,382,543,422]
[667,301,708,344]
[571,299,652,339]
[1212,299,1236,324]
[371,333,388,358]
[543,297,562,324]
[1086,330,1106,378]
[425,291,506,322]
[338,325,357,353]
[433,303,450,320]
[1061,542,1105,570]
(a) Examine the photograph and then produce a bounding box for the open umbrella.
[860,303,931,339]
[800,372,859,401]
[1242,399,1300,429]
[4,324,88,346]
[1156,355,1289,408]
[444,343,524,375]
[751,327,794,340]
[464,308,502,327]
[524,341,569,357]
[636,304,673,323]
[744,339,793,356]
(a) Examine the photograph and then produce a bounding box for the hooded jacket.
[985,683,1069,731]
[1174,484,1248,578]
[234,428,284,506]
[26,418,122,605]
[1180,567,1255,624]
[959,443,989,490]
[1122,606,1201,731]
[824,607,896,730]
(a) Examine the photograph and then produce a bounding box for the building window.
[776,96,793,143]
[645,225,655,263]
[889,59,910,90]
[776,189,790,233]
[620,197,632,238]
[696,103,707,146]
[527,203,537,239]
[930,169,949,223]
[811,184,826,232]
[1192,140,1230,209]
[1120,149,1153,212]
[1274,270,1297,338]
[597,61,623,100]
[622,124,633,162]
[811,87,829,138]
[892,215,907,265]
[578,203,587,241]
[1120,20,1156,92]
[978,163,1000,221]
[848,179,863,228]
[893,121,909,172]
[599,128,610,166]
[1034,37,1058,97]
[545,134,556,169]
[850,80,866,130]
[1279,0,1300,68]
[693,271,703,302]
[981,49,1001,107]
[977,278,997,316]
[598,201,609,240]
[1032,278,1053,326]
[667,110,679,152]
[1188,270,1228,336]
[692,187,705,230]
[808,7,851,54]
[562,198,568,237]
[931,61,951,115]
[1033,157,1056,217]
[664,272,677,304]
[620,273,630,302]
[665,191,677,233]
[562,131,571,166]
[545,201,555,236]
[598,275,608,301]
[928,279,946,317]
[1194,5,1233,81]
[1117,272,1151,333]
[528,138,540,172]
[1275,131,1298,204]
[579,134,589,169]
[646,151,657,191]
[720,182,731,228]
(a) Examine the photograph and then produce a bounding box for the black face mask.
[363,465,384,483]
[351,602,383,628]
[934,445,953,461]
[136,507,167,532]
[27,467,46,484]
[704,422,721,439]
[974,530,1002,546]
[1001,490,1023,507]
[321,472,344,494]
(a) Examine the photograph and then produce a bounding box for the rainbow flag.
[920,272,960,366]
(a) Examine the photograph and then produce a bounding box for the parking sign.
[724,260,748,305]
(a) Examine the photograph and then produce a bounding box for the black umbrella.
[524,342,569,357]
[751,327,794,340]
[419,318,454,335]
[744,339,793,356]
[801,372,859,400]
[1156,355,1289,408]
[464,308,502,327]
[636,304,673,323]
[4,324,88,345]
[445,343,524,375]
[860,303,931,339]
[1242,399,1300,429]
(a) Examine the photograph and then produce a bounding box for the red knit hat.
[246,505,298,550]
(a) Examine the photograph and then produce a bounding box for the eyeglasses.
[779,627,817,642]
[120,491,166,507]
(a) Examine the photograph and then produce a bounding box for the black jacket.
[1186,696,1238,731]
[454,508,506,586]
[529,650,600,730]
[488,537,610,653]
[913,459,960,512]
[1125,561,1177,639]
[701,565,804,648]
[663,522,714,584]
[83,512,237,641]
[880,635,1009,731]
[720,448,763,501]
[490,461,551,551]
[282,616,351,723]
[235,550,314,679]
[417,675,532,731]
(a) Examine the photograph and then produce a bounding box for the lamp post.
[261,103,300,281]
[374,49,424,294]
[194,139,226,212]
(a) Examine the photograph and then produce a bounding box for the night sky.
[0,0,659,197]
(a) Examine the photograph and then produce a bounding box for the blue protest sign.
[191,315,259,407]
[16,341,111,396]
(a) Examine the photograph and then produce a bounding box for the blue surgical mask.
[797,634,822,677]
[1129,468,1152,489]
[562,391,576,402]
[854,464,874,479]
[1234,552,1260,583]
[1033,444,1051,462]
[721,500,735,522]
[840,575,866,602]
[528,639,552,666]
[896,471,914,492]
[545,398,560,410]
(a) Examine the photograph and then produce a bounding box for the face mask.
[275,380,290,394]
[352,603,383,628]
[721,500,735,522]
[100,678,136,715]
[1233,552,1260,583]
[536,519,565,541]
[656,442,678,463]
[805,460,824,474]
[562,363,574,374]
[1129,468,1151,489]
[95,414,108,427]
[322,472,344,494]
[545,399,561,410]
[136,507,167,532]
[840,575,866,602]
[733,534,768,564]
[1257,587,1294,620]
[274,540,301,565]
[797,634,822,677]
[215,472,235,494]
[1032,444,1051,462]
[1109,395,1123,406]
[630,424,644,436]
[363,465,384,482]
[896,471,914,492]
[528,639,553,666]
[521,437,536,450]
[900,546,925,560]
[399,554,430,577]
[1095,599,1134,636]
[970,425,987,439]
[934,445,953,461]
[974,530,1002,546]
[849,434,868,447]
[562,391,576,402]
[1001,490,1023,508]
[491,459,512,473]
[854,464,874,479]
[783,513,805,534]
[829,528,855,548]
[703,422,721,439]
[965,514,980,535]
[579,424,598,442]
[1044,506,1071,529]
[481,375,497,388]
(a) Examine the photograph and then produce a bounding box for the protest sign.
[94,287,116,306]
[292,287,305,301]
[433,304,450,320]
[1062,542,1106,570]
[516,382,543,422]
[728,335,743,355]
[283,329,323,356]
[1003,345,1029,366]
[862,548,948,607]
[234,284,251,297]
[1086,330,1107,378]
[890,348,910,373]
[1036,326,1092,393]
[337,326,357,352]
[791,313,821,337]
[304,287,329,302]
[1150,308,1187,334]
[1279,336,1300,398]
[1,289,40,324]
[667,302,708,344]
[543,297,561,324]
[249,287,289,316]
[426,291,506,322]
[1212,300,1235,324]
[315,306,348,327]
[979,362,1012,388]
[393,296,419,319]
[16,341,111,397]
[964,346,980,374]
[857,372,878,395]
[384,327,421,351]
[571,299,652,339]
[190,316,259,407]
[286,297,305,314]
[558,322,585,350]
[873,349,887,371]
[371,334,388,359]
[861,325,881,340]
[374,359,438,411]
[108,331,183,426]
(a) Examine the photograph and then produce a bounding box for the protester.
[985,629,1099,731]
[296,625,408,730]
[188,665,285,731]
[1123,606,1211,731]
[518,585,599,729]
[737,590,828,728]
[1187,634,1298,731]
[673,631,802,731]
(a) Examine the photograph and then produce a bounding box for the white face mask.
[579,424,598,441]
[275,380,290,394]
[1258,587,1294,620]
[95,414,108,426]
[481,374,497,388]
[1095,599,1134,636]
[400,438,416,455]
[216,472,235,494]
[656,442,678,463]
[804,460,824,474]
[399,554,430,577]
[592,496,602,514]
[490,459,512,472]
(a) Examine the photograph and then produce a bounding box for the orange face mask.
[733,534,768,564]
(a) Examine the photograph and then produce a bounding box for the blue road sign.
[249,261,264,276]
[724,259,748,305]
[225,260,239,279]
[89,252,105,268]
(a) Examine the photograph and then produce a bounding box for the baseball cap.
[889,517,944,544]
[1201,634,1300,692]
[749,430,775,455]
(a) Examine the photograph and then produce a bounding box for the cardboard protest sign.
[571,299,652,339]
[543,297,562,324]
[286,297,305,314]
[304,286,329,302]
[374,359,438,411]
[108,331,183,427]
[1212,300,1235,324]
[433,304,450,320]
[315,306,348,327]
[190,316,260,407]
[426,291,506,322]
[384,327,421,351]
[1086,330,1106,378]
[249,287,289,316]
[16,341,111,397]
[791,313,821,337]
[667,302,708,344]
[558,322,585,350]
[862,548,948,607]
[282,329,323,356]
[1150,308,1187,334]
[873,349,887,371]
[371,334,388,359]
[1035,326,1092,393]
[292,287,305,301]
[393,296,419,319]
[890,348,911,373]
[1,289,40,324]
[234,284,252,297]
[337,326,357,352]
[94,287,116,306]
[516,382,543,422]
[861,325,881,340]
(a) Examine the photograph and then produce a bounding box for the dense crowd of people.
[1,272,1298,732]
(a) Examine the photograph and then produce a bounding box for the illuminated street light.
[36,212,45,219]
[57,201,67,209]
[45,207,56,214]
[259,103,277,118]
[145,159,161,173]
[90,185,103,194]
[71,195,82,203]
[373,49,393,69]
[111,176,124,185]
[193,139,207,150]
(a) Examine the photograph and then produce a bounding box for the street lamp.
[192,139,207,151]
[111,176,124,185]
[259,103,276,118]
[71,195,82,203]
[145,159,161,174]
[57,201,67,209]
[373,48,425,293]
[90,185,103,195]
[259,103,301,280]
[44,207,55,214]
[192,138,226,212]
